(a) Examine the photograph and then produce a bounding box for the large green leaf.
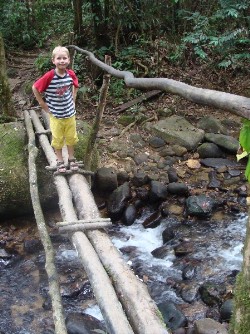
[239,119,250,153]
[245,158,250,182]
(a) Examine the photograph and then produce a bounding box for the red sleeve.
[67,69,79,88]
[33,69,55,92]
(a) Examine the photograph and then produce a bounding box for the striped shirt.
[34,69,79,119]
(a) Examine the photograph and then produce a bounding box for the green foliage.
[178,0,250,69]
[0,0,73,49]
[34,53,52,74]
[238,119,250,182]
[239,119,250,152]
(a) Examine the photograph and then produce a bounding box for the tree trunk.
[90,0,110,48]
[0,32,15,117]
[67,46,250,119]
[72,0,87,46]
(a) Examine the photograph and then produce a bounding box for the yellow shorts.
[49,114,79,149]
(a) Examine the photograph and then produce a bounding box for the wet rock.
[168,167,179,182]
[159,146,176,157]
[167,182,189,196]
[151,115,205,151]
[197,142,225,158]
[149,136,166,148]
[122,204,137,226]
[24,239,43,254]
[204,133,239,153]
[197,116,229,135]
[220,299,233,322]
[107,182,131,221]
[157,301,188,330]
[151,244,173,259]
[182,264,197,280]
[228,169,241,177]
[174,241,194,256]
[206,307,221,322]
[94,167,118,193]
[117,170,130,185]
[60,280,86,298]
[181,283,199,303]
[199,282,226,306]
[194,318,228,334]
[208,170,221,189]
[131,171,149,186]
[142,210,162,228]
[149,180,168,203]
[162,226,176,243]
[186,195,216,217]
[200,158,238,169]
[136,187,149,202]
[172,145,188,157]
[66,312,106,334]
[134,153,149,165]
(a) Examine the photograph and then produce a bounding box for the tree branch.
[67,45,250,119]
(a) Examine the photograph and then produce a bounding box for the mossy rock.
[117,115,136,126]
[0,120,99,219]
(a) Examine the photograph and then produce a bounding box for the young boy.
[32,46,79,173]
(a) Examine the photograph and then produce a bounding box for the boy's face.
[52,51,70,70]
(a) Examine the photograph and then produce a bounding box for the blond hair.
[52,46,70,59]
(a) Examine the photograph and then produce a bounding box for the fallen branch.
[23,110,67,334]
[67,45,250,119]
[113,90,162,113]
[117,118,139,138]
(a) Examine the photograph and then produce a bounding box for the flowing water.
[0,210,248,333]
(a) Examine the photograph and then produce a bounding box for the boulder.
[151,115,204,151]
[0,120,98,219]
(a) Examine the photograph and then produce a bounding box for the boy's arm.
[32,85,50,113]
[72,86,78,105]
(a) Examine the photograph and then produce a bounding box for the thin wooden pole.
[23,110,68,334]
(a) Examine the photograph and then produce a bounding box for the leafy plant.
[238,119,250,181]
[178,0,250,69]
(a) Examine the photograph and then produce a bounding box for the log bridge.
[24,108,169,334]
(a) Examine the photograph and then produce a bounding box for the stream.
[0,208,248,334]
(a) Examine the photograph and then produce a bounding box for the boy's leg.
[64,116,79,170]
[50,115,66,172]
[67,145,75,161]
[67,145,79,171]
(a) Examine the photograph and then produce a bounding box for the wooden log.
[53,169,94,176]
[58,221,112,233]
[57,218,111,226]
[68,174,169,334]
[113,90,162,113]
[24,110,68,334]
[28,109,135,334]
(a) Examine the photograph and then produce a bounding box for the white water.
[84,213,248,319]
